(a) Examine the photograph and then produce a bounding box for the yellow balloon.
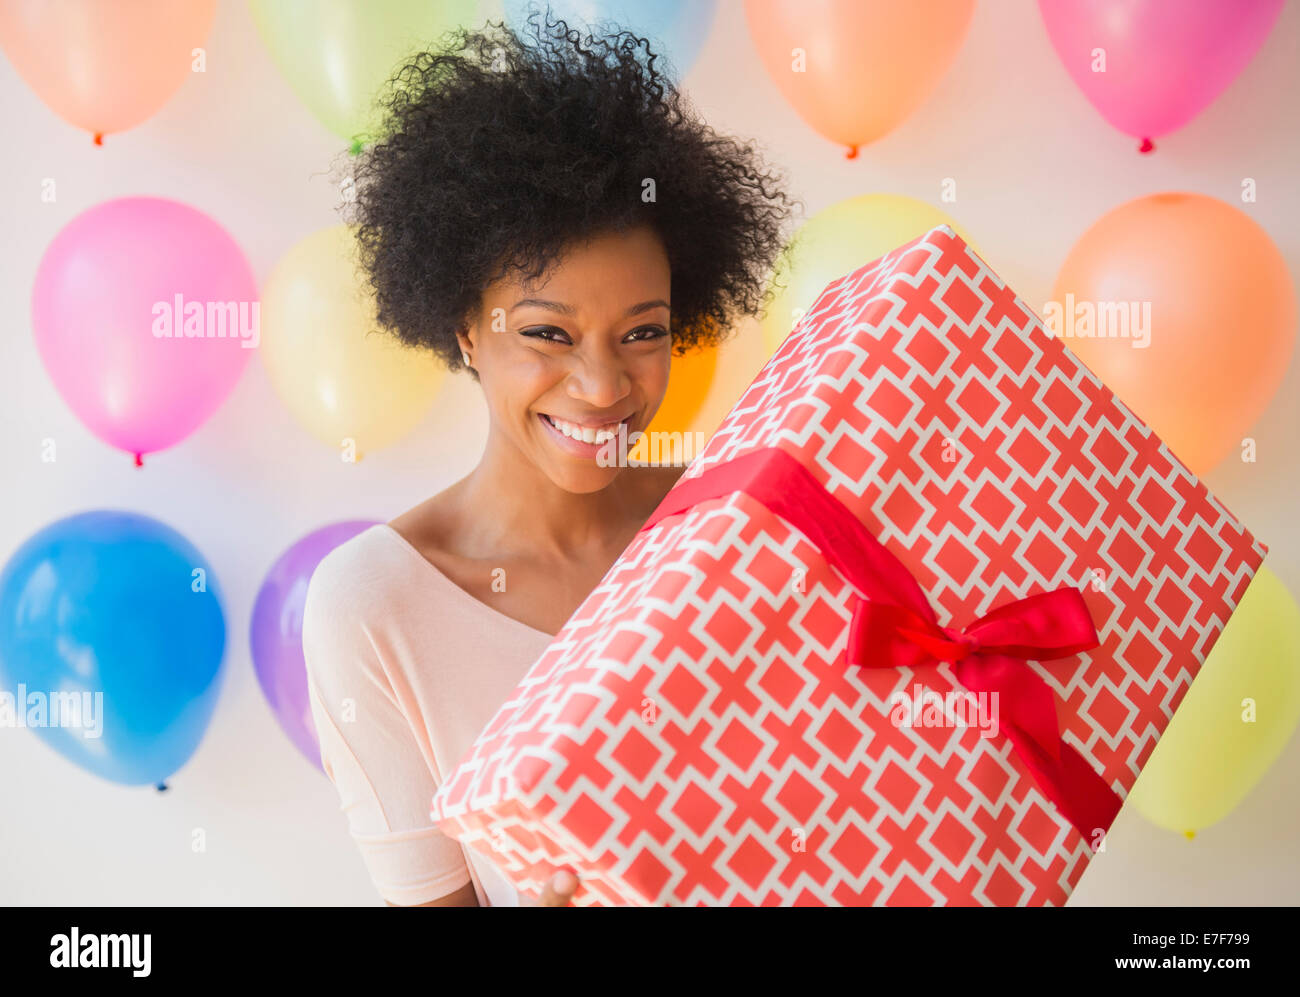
[761,194,975,355]
[1127,564,1300,834]
[260,225,444,458]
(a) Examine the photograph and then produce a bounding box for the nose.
[564,341,632,410]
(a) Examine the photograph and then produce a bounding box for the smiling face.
[457,224,673,493]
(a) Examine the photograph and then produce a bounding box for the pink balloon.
[32,197,258,464]
[1038,0,1284,150]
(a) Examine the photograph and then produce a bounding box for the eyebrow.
[508,297,670,317]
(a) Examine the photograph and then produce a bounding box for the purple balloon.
[1038,0,1284,148]
[250,520,379,770]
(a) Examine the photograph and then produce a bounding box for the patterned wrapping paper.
[430,224,1268,906]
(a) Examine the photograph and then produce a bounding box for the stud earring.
[461,351,472,367]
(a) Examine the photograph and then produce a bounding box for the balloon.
[32,197,258,465]
[761,194,975,355]
[504,0,718,81]
[0,0,218,144]
[627,344,718,464]
[1127,565,1300,835]
[744,0,974,156]
[1050,193,1296,476]
[0,511,227,787]
[248,0,477,150]
[250,520,379,770]
[1038,0,1284,152]
[259,225,445,458]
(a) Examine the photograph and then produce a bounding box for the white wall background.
[2,0,1297,905]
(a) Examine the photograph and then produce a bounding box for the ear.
[455,321,475,355]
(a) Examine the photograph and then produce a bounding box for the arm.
[386,873,579,907]
[302,544,580,907]
[302,555,479,907]
[388,882,479,907]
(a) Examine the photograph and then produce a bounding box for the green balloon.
[249,0,479,146]
[759,194,973,357]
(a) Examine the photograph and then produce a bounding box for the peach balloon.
[744,0,975,157]
[0,0,217,143]
[1050,193,1296,476]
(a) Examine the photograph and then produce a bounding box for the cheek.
[636,350,673,408]
[481,345,562,416]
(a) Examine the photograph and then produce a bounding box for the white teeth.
[546,414,624,444]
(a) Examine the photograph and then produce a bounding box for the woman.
[303,12,796,906]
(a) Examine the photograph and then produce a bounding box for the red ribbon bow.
[849,590,1101,765]
[642,446,1122,840]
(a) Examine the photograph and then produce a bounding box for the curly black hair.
[341,8,800,374]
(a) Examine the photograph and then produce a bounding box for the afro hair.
[342,8,801,374]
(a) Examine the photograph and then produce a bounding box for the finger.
[537,869,579,906]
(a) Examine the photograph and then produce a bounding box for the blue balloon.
[503,0,717,81]
[0,511,226,786]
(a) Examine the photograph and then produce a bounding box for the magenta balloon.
[1038,0,1284,145]
[31,197,258,463]
[250,520,380,770]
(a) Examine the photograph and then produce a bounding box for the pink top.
[302,523,555,906]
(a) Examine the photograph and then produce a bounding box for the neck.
[453,426,643,561]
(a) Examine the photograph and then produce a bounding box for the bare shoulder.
[387,481,465,554]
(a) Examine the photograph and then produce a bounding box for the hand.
[524,867,579,906]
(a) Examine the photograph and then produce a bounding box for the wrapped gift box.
[430,225,1267,906]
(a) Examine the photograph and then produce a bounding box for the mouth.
[537,412,632,457]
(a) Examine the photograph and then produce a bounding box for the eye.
[520,326,572,344]
[623,325,669,343]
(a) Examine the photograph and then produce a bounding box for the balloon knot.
[349,138,363,156]
[134,453,144,468]
[1138,137,1154,154]
[1183,829,1195,840]
[93,132,104,147]
[845,145,859,160]
[155,782,168,793]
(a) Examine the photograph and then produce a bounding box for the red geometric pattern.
[431,225,1268,906]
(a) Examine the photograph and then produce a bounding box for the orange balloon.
[629,344,719,465]
[1050,193,1296,476]
[744,0,974,156]
[0,0,218,143]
